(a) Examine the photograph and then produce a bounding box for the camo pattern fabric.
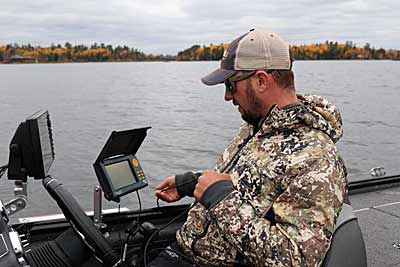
[176,94,347,267]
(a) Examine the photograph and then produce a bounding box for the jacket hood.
[263,94,343,143]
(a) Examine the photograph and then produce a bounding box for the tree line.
[1,41,399,63]
[176,41,400,61]
[290,41,399,60]
[0,43,175,63]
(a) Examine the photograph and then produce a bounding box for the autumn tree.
[2,41,399,63]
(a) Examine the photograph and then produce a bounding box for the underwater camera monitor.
[8,110,55,181]
[93,127,150,202]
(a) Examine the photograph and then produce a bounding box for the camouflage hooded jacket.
[176,94,347,267]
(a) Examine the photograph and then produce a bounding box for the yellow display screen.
[104,160,135,190]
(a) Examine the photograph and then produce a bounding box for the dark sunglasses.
[224,71,257,94]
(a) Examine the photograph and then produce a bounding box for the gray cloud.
[0,0,399,54]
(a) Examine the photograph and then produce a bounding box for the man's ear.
[255,70,270,93]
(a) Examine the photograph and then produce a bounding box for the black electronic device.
[93,127,150,202]
[8,110,55,181]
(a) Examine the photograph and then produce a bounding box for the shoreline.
[1,58,399,65]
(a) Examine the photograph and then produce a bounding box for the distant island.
[1,41,399,63]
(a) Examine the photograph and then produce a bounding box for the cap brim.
[201,68,236,86]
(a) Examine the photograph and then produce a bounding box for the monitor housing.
[8,110,55,181]
[93,127,150,202]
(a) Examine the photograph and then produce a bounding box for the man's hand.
[194,170,231,202]
[155,176,181,203]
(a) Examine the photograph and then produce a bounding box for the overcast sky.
[1,0,399,54]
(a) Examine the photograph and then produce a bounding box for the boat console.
[0,111,160,267]
[0,110,368,267]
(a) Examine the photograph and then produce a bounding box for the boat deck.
[350,186,400,266]
[13,177,400,267]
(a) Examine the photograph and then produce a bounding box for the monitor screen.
[37,112,54,174]
[105,160,136,190]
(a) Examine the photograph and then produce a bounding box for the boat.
[1,110,391,267]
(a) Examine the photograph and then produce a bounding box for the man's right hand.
[155,176,181,203]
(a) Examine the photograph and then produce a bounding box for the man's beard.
[241,81,265,126]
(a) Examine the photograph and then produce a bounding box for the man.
[154,29,347,267]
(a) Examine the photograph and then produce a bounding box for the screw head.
[393,241,400,249]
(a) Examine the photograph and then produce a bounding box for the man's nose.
[224,90,233,101]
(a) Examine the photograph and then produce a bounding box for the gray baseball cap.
[201,29,291,85]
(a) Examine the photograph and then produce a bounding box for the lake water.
[0,60,399,217]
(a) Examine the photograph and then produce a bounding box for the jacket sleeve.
[208,157,347,267]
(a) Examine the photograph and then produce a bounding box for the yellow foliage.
[1,41,399,63]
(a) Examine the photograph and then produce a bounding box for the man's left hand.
[194,170,231,202]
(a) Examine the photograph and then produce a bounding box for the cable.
[118,203,123,260]
[156,177,198,208]
[125,191,143,242]
[136,191,142,221]
[121,191,143,264]
[159,178,198,193]
[143,204,192,267]
[0,164,8,179]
